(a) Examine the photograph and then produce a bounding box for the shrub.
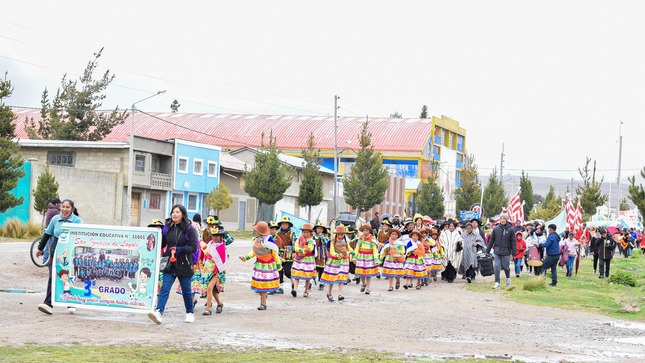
[608,271,637,287]
[523,276,546,291]
[0,219,41,239]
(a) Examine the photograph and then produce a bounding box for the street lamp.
[125,90,166,226]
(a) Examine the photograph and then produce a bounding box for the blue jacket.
[540,232,561,256]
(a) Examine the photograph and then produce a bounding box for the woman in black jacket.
[148,204,199,325]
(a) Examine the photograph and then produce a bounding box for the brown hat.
[334,225,346,235]
[253,221,271,236]
[359,224,373,233]
[388,229,401,238]
[409,229,422,239]
[300,223,314,232]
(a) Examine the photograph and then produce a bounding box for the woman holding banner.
[37,199,83,315]
[148,204,199,324]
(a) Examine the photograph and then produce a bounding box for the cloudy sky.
[2,1,644,186]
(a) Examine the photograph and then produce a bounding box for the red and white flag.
[574,197,583,231]
[565,194,576,231]
[506,188,523,223]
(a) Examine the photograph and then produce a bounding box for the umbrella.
[575,253,580,276]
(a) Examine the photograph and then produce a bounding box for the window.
[178,156,188,173]
[457,135,464,152]
[456,170,462,188]
[193,158,203,175]
[187,194,198,211]
[442,129,448,147]
[207,161,217,177]
[149,193,161,210]
[48,151,75,167]
[172,193,183,206]
[135,154,146,172]
[151,157,160,173]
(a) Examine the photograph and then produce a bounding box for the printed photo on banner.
[52,223,162,313]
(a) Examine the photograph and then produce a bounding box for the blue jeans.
[514,258,523,275]
[493,254,511,283]
[566,256,576,275]
[155,273,194,315]
[542,255,559,285]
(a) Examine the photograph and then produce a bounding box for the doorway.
[131,192,141,226]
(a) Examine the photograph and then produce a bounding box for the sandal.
[365,290,371,295]
[338,295,345,301]
[257,304,267,310]
[360,285,366,293]
[388,287,393,291]
[216,303,223,314]
[291,290,297,297]
[303,292,309,298]
[416,285,421,290]
[403,284,409,290]
[395,282,400,290]
[327,294,334,302]
[202,309,212,316]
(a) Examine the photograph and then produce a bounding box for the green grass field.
[466,250,645,320]
[0,346,510,363]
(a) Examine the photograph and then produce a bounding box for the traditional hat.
[147,219,164,228]
[346,226,356,235]
[381,219,392,227]
[470,218,482,226]
[419,227,429,234]
[314,221,328,234]
[334,225,346,235]
[409,229,422,239]
[279,216,294,228]
[403,218,414,226]
[208,227,225,236]
[268,221,279,229]
[253,221,271,236]
[359,224,373,233]
[429,228,439,237]
[300,223,314,232]
[423,215,433,224]
[388,229,402,238]
[206,215,219,225]
[413,213,424,222]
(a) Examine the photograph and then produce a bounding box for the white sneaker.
[185,313,195,323]
[493,282,500,290]
[38,304,53,315]
[67,307,76,313]
[506,278,511,287]
[148,310,162,324]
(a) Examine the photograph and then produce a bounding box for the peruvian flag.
[506,188,523,223]
[565,194,576,231]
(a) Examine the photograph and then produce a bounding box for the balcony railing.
[151,172,172,189]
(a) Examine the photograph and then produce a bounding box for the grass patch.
[466,251,645,320]
[0,345,508,363]
[0,219,41,240]
[227,230,255,240]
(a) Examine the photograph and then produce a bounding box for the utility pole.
[333,95,339,220]
[500,143,505,179]
[617,120,623,212]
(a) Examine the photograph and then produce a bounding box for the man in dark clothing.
[485,214,516,289]
[45,198,61,228]
[596,229,616,279]
[370,212,380,234]
[590,231,602,274]
[538,224,561,286]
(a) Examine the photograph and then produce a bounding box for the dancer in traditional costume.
[420,227,433,286]
[379,229,405,291]
[274,216,295,294]
[377,219,392,250]
[427,227,444,282]
[353,224,380,294]
[201,227,227,315]
[440,220,464,283]
[403,230,426,289]
[239,222,282,310]
[313,221,329,290]
[321,225,353,302]
[346,226,360,284]
[291,223,316,297]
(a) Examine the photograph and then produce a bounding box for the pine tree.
[576,157,607,215]
[206,183,233,217]
[32,166,60,227]
[170,99,181,113]
[519,170,535,218]
[243,131,293,221]
[297,133,323,222]
[390,111,402,118]
[627,168,645,218]
[455,154,481,212]
[417,172,445,219]
[0,72,25,213]
[482,168,507,219]
[25,48,128,141]
[619,198,630,211]
[419,105,428,118]
[343,120,389,220]
[529,185,561,220]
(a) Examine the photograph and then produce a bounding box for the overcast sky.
[2,1,644,185]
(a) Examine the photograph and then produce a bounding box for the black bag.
[478,255,494,277]
[159,256,171,272]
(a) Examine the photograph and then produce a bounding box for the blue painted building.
[170,139,221,219]
[0,161,31,226]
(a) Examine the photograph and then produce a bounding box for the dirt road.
[1,240,643,362]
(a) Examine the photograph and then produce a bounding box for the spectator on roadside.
[45,197,61,228]
[370,212,380,234]
[485,214,516,289]
[538,224,561,287]
[596,229,616,279]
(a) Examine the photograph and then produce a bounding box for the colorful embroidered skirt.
[404,256,427,279]
[251,260,280,293]
[199,260,226,295]
[354,252,379,277]
[381,255,405,278]
[321,257,350,285]
[176,264,202,296]
[291,255,316,281]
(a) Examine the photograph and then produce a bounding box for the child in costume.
[403,230,426,289]
[239,221,282,310]
[202,227,227,315]
[274,216,296,294]
[353,224,380,295]
[321,225,353,302]
[379,229,406,291]
[420,227,433,286]
[427,227,444,282]
[346,226,360,284]
[290,223,316,297]
[313,222,329,290]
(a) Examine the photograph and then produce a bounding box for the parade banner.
[51,223,161,313]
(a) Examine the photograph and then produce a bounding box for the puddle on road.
[0,288,41,294]
[612,336,645,345]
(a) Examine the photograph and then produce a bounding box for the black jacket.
[162,223,198,278]
[486,223,516,256]
[596,237,616,260]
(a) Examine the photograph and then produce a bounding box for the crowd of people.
[72,253,140,282]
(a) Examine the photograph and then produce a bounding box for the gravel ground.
[0,240,643,362]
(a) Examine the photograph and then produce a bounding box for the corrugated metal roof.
[12,110,434,153]
[15,139,129,149]
[231,147,336,175]
[220,153,248,172]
